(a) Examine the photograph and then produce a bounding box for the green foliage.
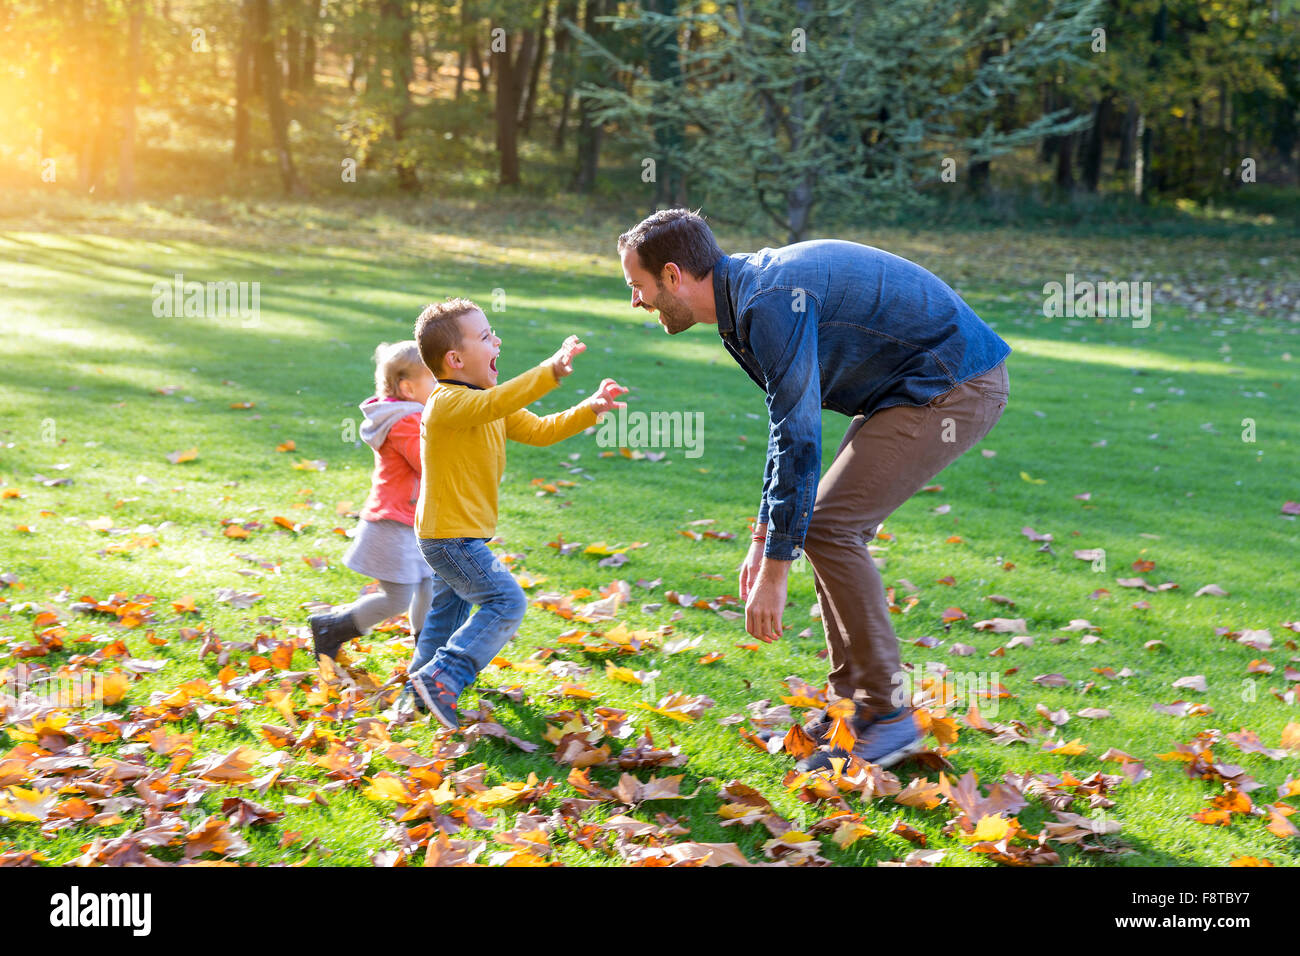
[571,0,1104,238]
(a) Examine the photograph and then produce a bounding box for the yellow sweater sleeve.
[427,362,558,427]
[505,401,600,446]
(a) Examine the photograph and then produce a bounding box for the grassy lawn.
[1,202,1298,867]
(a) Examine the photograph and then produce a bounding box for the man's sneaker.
[795,709,925,772]
[757,708,833,745]
[309,610,362,661]
[410,673,460,731]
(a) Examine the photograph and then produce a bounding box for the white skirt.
[342,518,431,584]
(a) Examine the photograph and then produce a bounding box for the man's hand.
[549,335,585,380]
[737,540,763,601]
[585,378,628,417]
[745,557,790,643]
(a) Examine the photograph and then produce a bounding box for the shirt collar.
[711,253,735,336]
[437,378,484,391]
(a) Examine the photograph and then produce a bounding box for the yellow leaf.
[831,820,876,849]
[780,695,824,708]
[1048,738,1088,756]
[1020,471,1046,484]
[605,661,643,685]
[716,803,765,820]
[961,814,1017,843]
[362,774,413,804]
[97,671,131,706]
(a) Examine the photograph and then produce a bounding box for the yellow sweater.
[416,362,598,539]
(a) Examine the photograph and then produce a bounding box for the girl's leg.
[408,576,434,643]
[312,580,412,660]
[344,581,414,635]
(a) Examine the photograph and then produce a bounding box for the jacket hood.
[358,397,424,450]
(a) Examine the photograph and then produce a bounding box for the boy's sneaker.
[309,610,362,661]
[795,708,925,772]
[409,672,460,731]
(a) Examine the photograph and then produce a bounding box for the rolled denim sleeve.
[757,428,777,526]
[746,292,821,561]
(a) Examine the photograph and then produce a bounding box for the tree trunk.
[1054,132,1075,190]
[253,0,302,195]
[1080,95,1110,192]
[646,0,686,206]
[571,98,601,192]
[520,1,550,134]
[569,0,607,192]
[966,41,998,195]
[234,0,254,163]
[382,0,420,192]
[1115,100,1137,175]
[118,0,143,198]
[493,24,536,186]
[784,0,813,241]
[465,2,487,91]
[302,0,318,90]
[82,31,110,195]
[1134,112,1147,199]
[286,14,301,91]
[551,0,577,150]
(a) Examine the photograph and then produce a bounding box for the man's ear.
[661,262,683,291]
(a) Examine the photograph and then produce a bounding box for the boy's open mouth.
[489,355,498,373]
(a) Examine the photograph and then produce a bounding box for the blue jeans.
[410,537,527,697]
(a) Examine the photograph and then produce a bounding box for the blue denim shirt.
[711,239,1011,561]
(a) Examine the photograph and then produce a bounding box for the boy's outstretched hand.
[586,378,628,417]
[549,335,586,380]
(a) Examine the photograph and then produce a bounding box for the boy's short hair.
[371,340,426,399]
[414,297,480,375]
[617,208,724,281]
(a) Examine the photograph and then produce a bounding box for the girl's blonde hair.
[372,340,429,399]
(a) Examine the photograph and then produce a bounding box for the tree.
[118,0,144,197]
[576,0,1103,240]
[490,5,542,186]
[569,0,611,192]
[253,0,303,195]
[379,0,420,192]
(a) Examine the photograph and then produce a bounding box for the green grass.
[1,204,1298,867]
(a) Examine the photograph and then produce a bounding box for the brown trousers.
[801,361,1009,714]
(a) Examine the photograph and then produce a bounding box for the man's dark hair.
[617,208,724,281]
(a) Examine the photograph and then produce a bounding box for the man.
[617,209,1010,769]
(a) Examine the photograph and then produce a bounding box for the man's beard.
[652,282,696,334]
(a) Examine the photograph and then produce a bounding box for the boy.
[402,297,627,728]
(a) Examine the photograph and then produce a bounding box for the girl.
[309,341,435,660]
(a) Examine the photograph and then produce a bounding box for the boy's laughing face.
[444,308,501,388]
